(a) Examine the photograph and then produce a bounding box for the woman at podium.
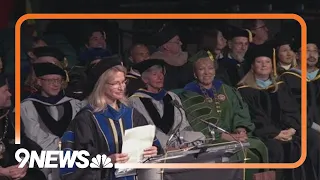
[177,50,269,180]
[129,59,205,150]
[59,58,161,180]
[237,45,320,180]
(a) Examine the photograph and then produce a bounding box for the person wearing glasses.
[129,59,205,150]
[20,51,83,180]
[242,19,269,46]
[60,58,161,180]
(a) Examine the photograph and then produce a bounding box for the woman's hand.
[274,130,292,141]
[109,153,129,164]
[143,146,158,158]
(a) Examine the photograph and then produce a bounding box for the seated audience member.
[272,33,297,75]
[150,23,194,90]
[237,45,320,180]
[22,46,67,100]
[20,61,82,180]
[0,74,46,180]
[280,37,320,132]
[126,43,150,96]
[215,27,252,87]
[198,28,227,59]
[178,50,269,180]
[60,58,161,180]
[129,59,205,150]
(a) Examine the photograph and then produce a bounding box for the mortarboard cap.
[272,32,295,49]
[153,23,179,47]
[32,46,66,62]
[249,44,277,77]
[188,50,215,63]
[132,59,166,75]
[226,26,253,42]
[85,56,122,96]
[33,63,67,78]
[291,31,319,51]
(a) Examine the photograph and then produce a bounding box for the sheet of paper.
[121,125,156,164]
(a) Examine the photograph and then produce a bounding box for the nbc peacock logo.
[90,154,113,168]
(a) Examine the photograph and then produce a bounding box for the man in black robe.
[150,22,194,90]
[216,27,252,87]
[0,74,46,180]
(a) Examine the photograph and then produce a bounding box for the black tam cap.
[153,23,179,47]
[33,63,67,78]
[87,56,122,84]
[272,32,295,49]
[86,56,122,96]
[227,27,253,42]
[249,44,277,77]
[0,74,7,87]
[32,46,66,62]
[132,59,166,74]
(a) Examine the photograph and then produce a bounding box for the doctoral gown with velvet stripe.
[178,80,269,180]
[60,103,162,180]
[237,81,320,180]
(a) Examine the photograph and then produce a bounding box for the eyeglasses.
[106,80,128,88]
[40,78,64,85]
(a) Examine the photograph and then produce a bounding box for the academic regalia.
[129,59,205,149]
[20,62,82,180]
[22,46,68,100]
[129,89,205,149]
[150,23,195,90]
[271,33,296,76]
[280,68,320,128]
[0,111,47,180]
[181,50,268,180]
[215,28,252,87]
[60,58,162,180]
[125,68,145,97]
[237,46,320,180]
[60,104,162,180]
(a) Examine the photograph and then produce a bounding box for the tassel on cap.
[206,50,215,61]
[272,48,277,77]
[244,29,253,42]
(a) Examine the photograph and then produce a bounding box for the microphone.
[171,99,249,162]
[165,100,185,147]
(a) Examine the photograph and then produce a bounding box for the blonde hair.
[237,69,279,92]
[87,65,128,112]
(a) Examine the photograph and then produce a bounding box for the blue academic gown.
[59,103,162,180]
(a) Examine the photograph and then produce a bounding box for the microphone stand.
[172,101,249,163]
[165,100,184,148]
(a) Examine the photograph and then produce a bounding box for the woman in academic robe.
[280,38,320,132]
[272,33,297,76]
[0,74,46,180]
[20,51,83,180]
[60,58,162,180]
[237,45,320,180]
[129,59,205,150]
[178,50,269,180]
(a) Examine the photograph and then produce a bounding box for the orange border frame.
[15,14,307,169]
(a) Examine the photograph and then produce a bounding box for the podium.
[116,141,250,180]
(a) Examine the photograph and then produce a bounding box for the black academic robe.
[0,112,46,180]
[280,70,320,125]
[163,62,194,91]
[126,72,145,97]
[238,82,320,180]
[216,57,250,87]
[308,70,320,121]
[60,104,163,180]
